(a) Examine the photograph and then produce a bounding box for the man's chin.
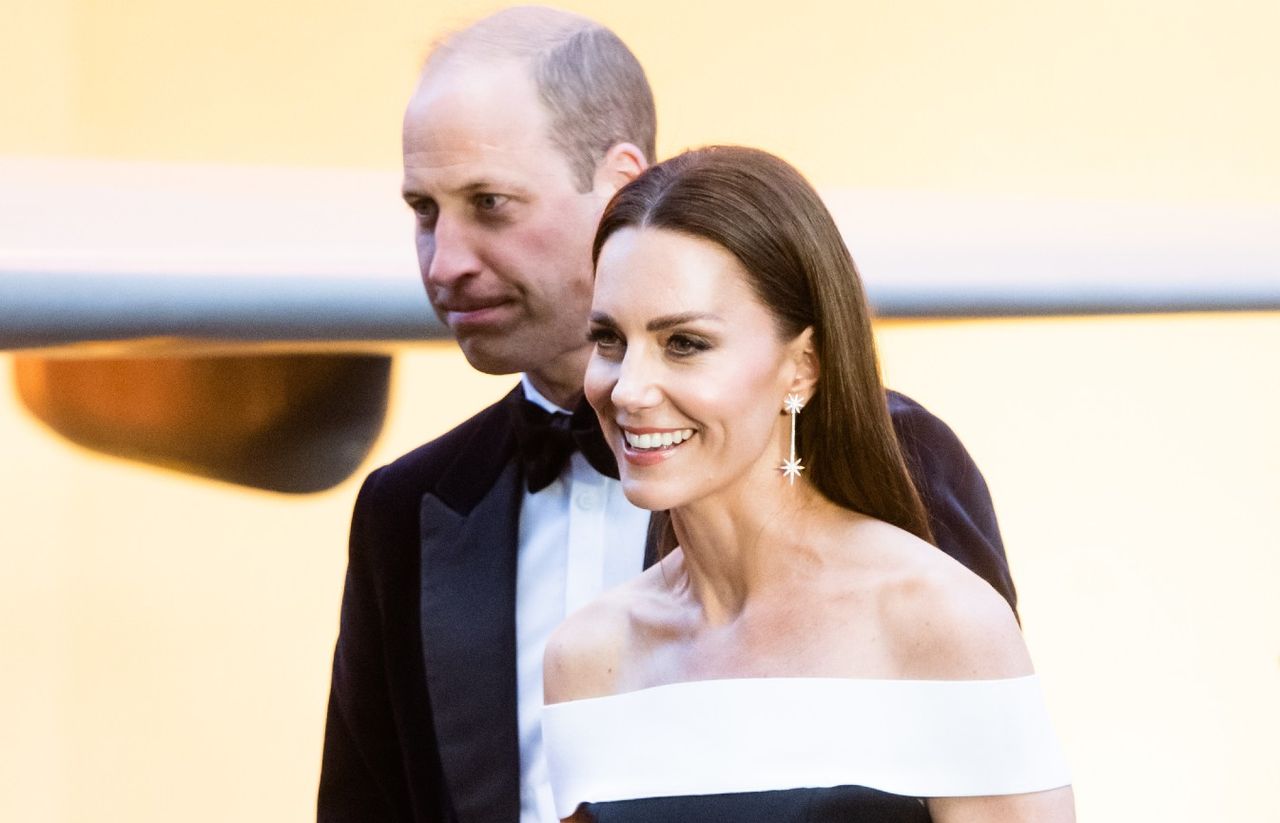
[454,338,529,376]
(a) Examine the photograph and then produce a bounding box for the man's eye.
[408,199,437,224]
[475,193,509,212]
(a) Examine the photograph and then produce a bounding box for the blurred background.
[2,1,1277,821]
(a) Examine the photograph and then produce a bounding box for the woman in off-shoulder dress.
[542,146,1075,823]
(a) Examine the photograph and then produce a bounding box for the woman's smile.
[622,428,696,450]
[618,426,698,465]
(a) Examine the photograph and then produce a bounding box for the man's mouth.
[437,300,513,328]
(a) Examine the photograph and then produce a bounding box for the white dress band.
[543,675,1071,818]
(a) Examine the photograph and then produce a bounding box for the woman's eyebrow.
[589,311,723,331]
[645,312,722,332]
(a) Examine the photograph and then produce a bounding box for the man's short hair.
[427,6,657,191]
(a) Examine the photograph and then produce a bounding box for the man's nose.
[422,215,481,288]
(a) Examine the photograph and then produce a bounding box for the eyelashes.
[586,327,712,359]
[586,327,620,346]
[665,334,711,356]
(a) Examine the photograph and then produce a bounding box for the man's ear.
[787,327,819,403]
[594,142,647,194]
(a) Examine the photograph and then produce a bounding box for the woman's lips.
[617,427,696,466]
[623,428,695,449]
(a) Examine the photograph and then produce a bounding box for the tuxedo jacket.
[317,386,1015,823]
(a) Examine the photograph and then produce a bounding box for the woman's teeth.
[624,429,695,450]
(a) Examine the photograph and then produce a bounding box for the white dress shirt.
[515,376,650,823]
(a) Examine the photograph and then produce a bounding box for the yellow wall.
[875,314,1280,821]
[2,2,1278,822]
[0,346,514,821]
[7,0,1280,199]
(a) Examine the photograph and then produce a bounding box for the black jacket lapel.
[416,386,524,822]
[419,461,522,823]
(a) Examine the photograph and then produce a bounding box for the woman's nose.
[610,350,662,412]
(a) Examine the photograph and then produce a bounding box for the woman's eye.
[667,334,709,357]
[587,328,623,350]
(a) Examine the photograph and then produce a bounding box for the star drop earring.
[780,393,805,485]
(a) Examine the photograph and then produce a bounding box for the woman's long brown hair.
[592,146,933,551]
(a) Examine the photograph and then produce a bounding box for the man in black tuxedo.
[318,7,1016,823]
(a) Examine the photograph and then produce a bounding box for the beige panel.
[875,313,1280,821]
[0,345,515,822]
[641,0,1280,200]
[0,0,78,154]
[3,1,1278,200]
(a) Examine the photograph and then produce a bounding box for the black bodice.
[583,784,931,822]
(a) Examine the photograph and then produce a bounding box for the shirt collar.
[520,373,572,416]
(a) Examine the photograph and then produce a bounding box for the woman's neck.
[668,475,832,624]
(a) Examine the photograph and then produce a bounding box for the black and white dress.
[543,676,1070,822]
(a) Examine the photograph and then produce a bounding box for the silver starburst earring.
[780,393,805,485]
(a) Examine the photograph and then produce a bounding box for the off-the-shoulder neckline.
[546,672,1041,709]
[541,673,1069,816]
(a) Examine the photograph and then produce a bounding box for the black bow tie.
[510,393,619,492]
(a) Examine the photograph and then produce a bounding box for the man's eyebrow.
[587,311,722,331]
[456,178,512,194]
[402,178,527,202]
[400,181,433,202]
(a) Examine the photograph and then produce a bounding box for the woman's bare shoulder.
[834,517,1031,680]
[543,592,631,705]
[542,566,674,705]
[883,542,1031,680]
